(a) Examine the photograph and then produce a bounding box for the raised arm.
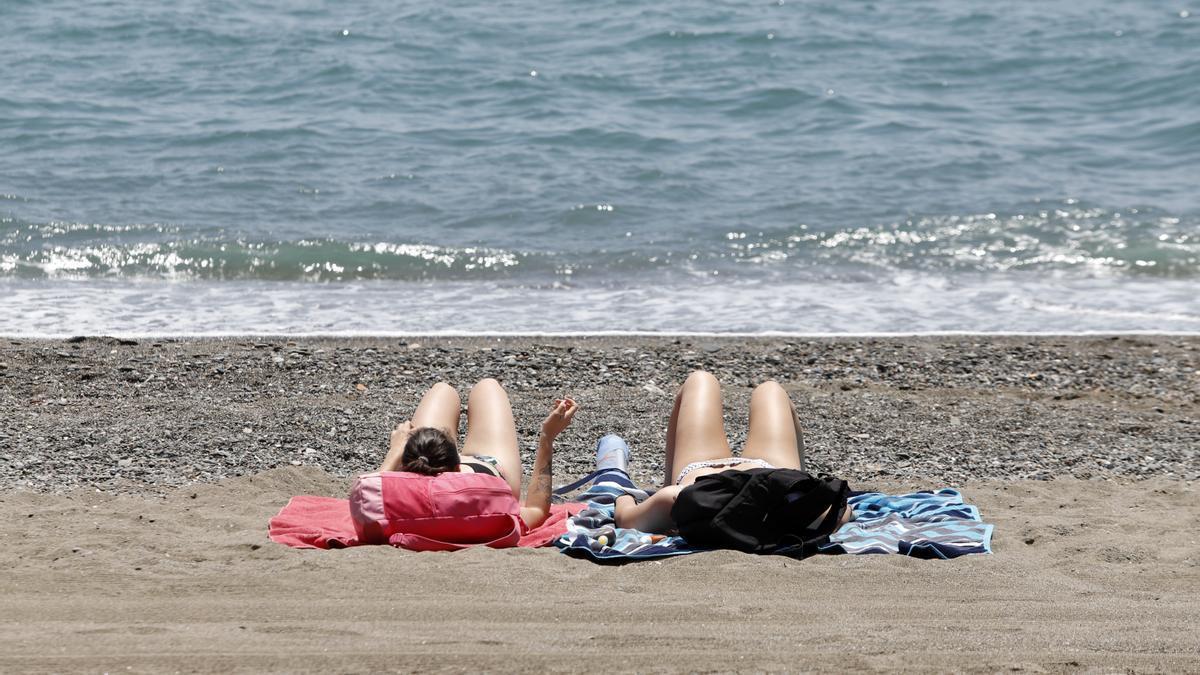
[519,398,578,529]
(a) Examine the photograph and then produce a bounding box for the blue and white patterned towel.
[553,474,993,562]
[553,469,695,561]
[813,488,994,558]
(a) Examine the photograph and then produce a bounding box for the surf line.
[4,330,1200,340]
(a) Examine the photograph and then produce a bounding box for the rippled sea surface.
[2,0,1197,333]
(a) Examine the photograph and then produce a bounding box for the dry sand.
[2,469,1197,672]
[1,336,1198,672]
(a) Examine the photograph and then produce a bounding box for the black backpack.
[670,468,850,554]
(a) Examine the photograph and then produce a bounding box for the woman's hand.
[381,420,415,472]
[540,398,579,439]
[390,420,415,450]
[522,398,577,529]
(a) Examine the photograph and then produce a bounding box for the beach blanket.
[813,489,994,558]
[269,471,992,560]
[553,475,993,562]
[268,496,584,550]
[552,468,697,560]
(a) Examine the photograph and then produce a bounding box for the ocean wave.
[2,0,1199,299]
[0,230,546,282]
[2,204,1195,281]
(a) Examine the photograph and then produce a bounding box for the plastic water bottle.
[594,434,631,473]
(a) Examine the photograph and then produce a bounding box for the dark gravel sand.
[1,335,1196,492]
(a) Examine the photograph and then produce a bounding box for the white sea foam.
[2,276,1197,337]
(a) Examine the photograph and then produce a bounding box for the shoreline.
[6,330,1200,339]
[6,275,1200,335]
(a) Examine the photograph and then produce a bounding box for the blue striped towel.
[553,474,993,562]
[813,488,994,558]
[553,469,694,561]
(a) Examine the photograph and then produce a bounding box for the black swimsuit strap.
[462,462,501,478]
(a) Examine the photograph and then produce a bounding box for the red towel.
[268,496,584,550]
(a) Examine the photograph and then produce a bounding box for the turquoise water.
[2,1,1197,333]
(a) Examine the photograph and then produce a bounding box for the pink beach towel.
[268,495,584,550]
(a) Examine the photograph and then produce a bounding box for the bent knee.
[751,379,788,401]
[471,377,505,393]
[683,370,720,389]
[753,379,785,394]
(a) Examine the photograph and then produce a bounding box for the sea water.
[2,0,1197,334]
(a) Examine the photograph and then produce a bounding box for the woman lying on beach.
[370,379,577,530]
[613,370,853,540]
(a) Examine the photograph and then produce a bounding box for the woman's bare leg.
[461,378,522,498]
[662,384,684,485]
[663,370,733,485]
[410,382,462,440]
[743,381,848,526]
[740,380,803,469]
[381,382,460,471]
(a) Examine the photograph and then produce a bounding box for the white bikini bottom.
[675,457,775,485]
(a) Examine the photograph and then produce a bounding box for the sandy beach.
[2,335,1198,672]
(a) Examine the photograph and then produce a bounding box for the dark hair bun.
[400,427,459,476]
